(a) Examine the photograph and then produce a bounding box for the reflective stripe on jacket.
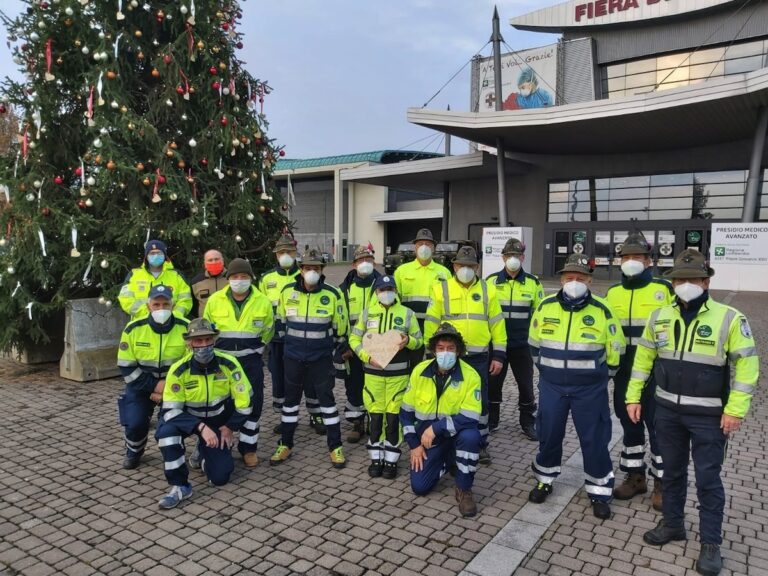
[487,268,544,348]
[394,259,450,320]
[118,261,192,319]
[203,286,274,358]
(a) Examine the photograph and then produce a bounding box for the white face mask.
[519,88,532,97]
[562,280,588,300]
[229,279,252,294]
[277,254,294,269]
[377,291,396,306]
[303,270,321,286]
[621,259,646,277]
[674,282,704,303]
[456,267,475,284]
[356,261,374,277]
[416,245,432,261]
[505,257,521,272]
[151,309,172,324]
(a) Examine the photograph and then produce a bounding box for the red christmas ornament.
[176,85,185,95]
[163,54,173,65]
[0,104,6,114]
[236,42,243,49]
[211,81,221,91]
[41,207,50,216]
[40,1,49,8]
[221,22,229,31]
[220,116,228,126]
[54,175,63,185]
[200,158,209,167]
[209,66,218,76]
[279,149,286,157]
[74,167,83,176]
[77,199,86,209]
[157,175,167,184]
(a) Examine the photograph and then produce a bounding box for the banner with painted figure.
[475,44,558,113]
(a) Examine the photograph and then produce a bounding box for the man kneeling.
[155,318,253,509]
[400,323,482,517]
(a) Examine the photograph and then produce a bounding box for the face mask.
[192,344,215,364]
[456,267,475,284]
[229,279,251,294]
[303,270,320,286]
[562,280,588,300]
[416,245,432,261]
[621,260,645,277]
[147,254,165,268]
[357,261,374,277]
[674,282,704,303]
[151,309,172,324]
[377,291,396,306]
[505,257,521,272]
[277,254,294,269]
[519,88,532,97]
[205,261,224,276]
[435,351,457,371]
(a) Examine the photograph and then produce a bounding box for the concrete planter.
[60,298,128,382]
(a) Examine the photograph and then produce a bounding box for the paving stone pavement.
[0,285,765,576]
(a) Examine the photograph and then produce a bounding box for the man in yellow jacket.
[156,319,253,510]
[204,258,274,467]
[400,323,482,518]
[627,249,759,576]
[349,274,422,479]
[424,245,506,462]
[118,239,192,319]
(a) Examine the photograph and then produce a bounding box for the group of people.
[115,229,758,576]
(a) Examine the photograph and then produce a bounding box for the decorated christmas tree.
[0,0,289,353]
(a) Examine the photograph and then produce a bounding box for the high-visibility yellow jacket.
[349,297,423,378]
[339,268,382,328]
[529,291,625,385]
[257,265,301,343]
[487,268,544,348]
[161,350,253,431]
[118,261,192,319]
[399,359,482,449]
[424,277,507,361]
[394,259,450,322]
[627,295,759,418]
[203,286,274,360]
[117,314,189,394]
[277,276,348,362]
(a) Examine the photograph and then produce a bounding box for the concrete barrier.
[60,298,128,382]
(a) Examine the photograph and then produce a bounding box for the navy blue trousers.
[462,353,489,446]
[533,378,614,502]
[343,355,366,422]
[156,413,234,487]
[118,385,156,459]
[654,405,726,545]
[237,354,264,454]
[268,341,286,413]
[410,427,481,494]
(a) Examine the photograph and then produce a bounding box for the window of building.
[548,170,752,222]
[600,38,768,99]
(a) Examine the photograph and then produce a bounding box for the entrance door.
[552,229,587,274]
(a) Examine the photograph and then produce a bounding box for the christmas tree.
[0,0,289,353]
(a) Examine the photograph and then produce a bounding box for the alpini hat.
[557,253,592,275]
[300,248,325,266]
[184,318,220,340]
[353,245,375,262]
[428,322,466,356]
[273,234,297,253]
[619,231,651,256]
[453,245,479,266]
[502,238,525,255]
[413,228,436,244]
[664,248,714,279]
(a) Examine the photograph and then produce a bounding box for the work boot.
[520,403,537,441]
[381,462,397,480]
[478,447,492,465]
[488,403,500,433]
[591,499,611,519]
[643,519,687,545]
[528,481,553,503]
[521,422,537,441]
[269,443,292,466]
[455,487,477,518]
[122,454,141,470]
[368,459,383,478]
[188,447,201,470]
[651,478,663,512]
[330,446,346,469]
[242,452,259,468]
[310,415,326,435]
[696,543,722,576]
[613,471,647,500]
[346,418,366,444]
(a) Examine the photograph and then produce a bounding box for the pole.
[491,6,508,227]
[442,105,451,241]
[743,107,768,223]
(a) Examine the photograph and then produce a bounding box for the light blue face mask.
[435,351,457,371]
[147,253,165,268]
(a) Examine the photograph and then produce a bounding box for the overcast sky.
[0,0,561,158]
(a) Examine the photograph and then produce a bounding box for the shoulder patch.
[320,295,330,305]
[171,383,181,393]
[740,318,752,339]
[119,342,129,350]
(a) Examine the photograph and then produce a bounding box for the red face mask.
[205,261,224,276]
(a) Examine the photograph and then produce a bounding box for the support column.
[743,107,768,223]
[347,181,355,251]
[333,169,343,261]
[492,7,508,228]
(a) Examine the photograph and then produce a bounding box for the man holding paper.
[349,275,422,479]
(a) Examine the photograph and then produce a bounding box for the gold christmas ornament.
[142,177,151,186]
[134,30,143,38]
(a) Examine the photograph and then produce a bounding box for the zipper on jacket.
[158,331,163,381]
[675,316,691,407]
[687,320,699,353]
[628,289,635,343]
[563,309,574,384]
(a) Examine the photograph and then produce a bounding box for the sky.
[0,0,561,159]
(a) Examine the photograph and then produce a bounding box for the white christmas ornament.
[246,212,254,221]
[25,193,35,201]
[191,228,200,237]
[188,138,197,147]
[165,99,173,107]
[81,46,90,55]
[33,180,42,189]
[100,259,109,268]
[86,176,96,186]
[93,138,102,148]
[235,235,242,242]
[30,32,40,42]
[169,192,178,200]
[6,266,14,274]
[85,198,94,207]
[180,5,188,13]
[110,100,119,109]
[65,7,74,15]
[105,300,112,308]
[98,296,106,304]
[0,238,6,247]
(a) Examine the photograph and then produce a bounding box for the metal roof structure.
[275,150,442,172]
